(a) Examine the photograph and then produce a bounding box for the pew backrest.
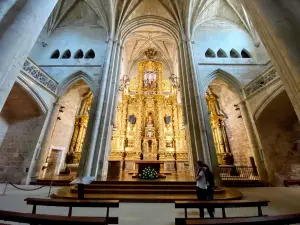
[185,213,300,225]
[0,210,106,225]
[175,200,269,218]
[24,198,119,224]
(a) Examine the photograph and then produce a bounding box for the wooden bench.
[185,213,300,225]
[284,180,300,187]
[175,200,269,225]
[0,210,106,225]
[25,198,119,224]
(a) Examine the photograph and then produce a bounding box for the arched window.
[74,49,84,59]
[85,49,95,59]
[51,49,60,59]
[205,48,216,58]
[241,49,251,58]
[230,49,241,58]
[62,49,71,59]
[217,49,228,58]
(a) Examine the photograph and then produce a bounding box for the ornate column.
[239,100,268,181]
[120,95,129,150]
[241,0,300,120]
[156,95,165,152]
[134,94,144,155]
[0,0,57,112]
[172,97,180,150]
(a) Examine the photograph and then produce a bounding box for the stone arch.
[15,76,48,114]
[253,83,285,121]
[57,71,95,97]
[202,69,243,99]
[121,16,180,44]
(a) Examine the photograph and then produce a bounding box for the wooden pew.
[284,180,300,187]
[185,213,300,225]
[0,210,106,225]
[175,200,269,225]
[25,198,119,224]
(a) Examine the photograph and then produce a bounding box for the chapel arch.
[204,77,254,169]
[255,91,300,185]
[107,22,193,178]
[42,79,93,178]
[0,82,46,183]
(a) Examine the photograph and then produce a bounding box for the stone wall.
[0,116,46,183]
[256,91,300,185]
[209,79,253,165]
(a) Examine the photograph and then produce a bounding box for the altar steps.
[53,182,243,202]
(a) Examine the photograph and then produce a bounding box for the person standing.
[203,164,214,200]
[195,161,214,218]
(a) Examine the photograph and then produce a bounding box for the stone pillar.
[241,0,300,121]
[91,41,122,177]
[0,0,57,112]
[33,101,60,178]
[178,40,219,174]
[81,39,115,176]
[239,101,268,182]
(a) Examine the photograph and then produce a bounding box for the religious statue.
[164,114,171,128]
[128,114,136,124]
[147,130,153,137]
[147,113,154,126]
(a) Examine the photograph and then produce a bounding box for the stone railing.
[244,67,279,97]
[21,58,58,94]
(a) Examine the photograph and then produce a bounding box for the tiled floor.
[0,184,300,225]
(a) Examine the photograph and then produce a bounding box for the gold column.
[156,95,165,152]
[135,94,144,156]
[66,92,93,164]
[206,92,231,164]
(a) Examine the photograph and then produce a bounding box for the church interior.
[1,0,300,224]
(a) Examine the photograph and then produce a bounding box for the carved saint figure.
[128,114,136,124]
[164,114,171,125]
[147,112,154,125]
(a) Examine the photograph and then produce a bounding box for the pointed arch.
[230,49,241,58]
[253,84,285,120]
[205,48,216,58]
[85,49,96,59]
[217,49,228,58]
[62,49,71,59]
[74,49,84,59]
[50,49,60,59]
[15,76,48,114]
[202,69,243,99]
[57,71,95,97]
[241,49,251,58]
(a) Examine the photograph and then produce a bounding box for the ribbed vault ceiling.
[46,0,259,77]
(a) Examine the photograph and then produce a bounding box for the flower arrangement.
[139,166,158,179]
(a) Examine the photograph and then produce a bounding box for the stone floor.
[0,184,299,225]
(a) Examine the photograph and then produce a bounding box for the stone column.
[81,39,115,176]
[0,0,57,112]
[241,0,300,120]
[33,101,60,178]
[91,41,122,177]
[178,40,219,174]
[239,101,268,181]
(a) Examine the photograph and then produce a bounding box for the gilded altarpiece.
[110,61,189,172]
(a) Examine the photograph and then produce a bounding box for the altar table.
[135,161,164,174]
